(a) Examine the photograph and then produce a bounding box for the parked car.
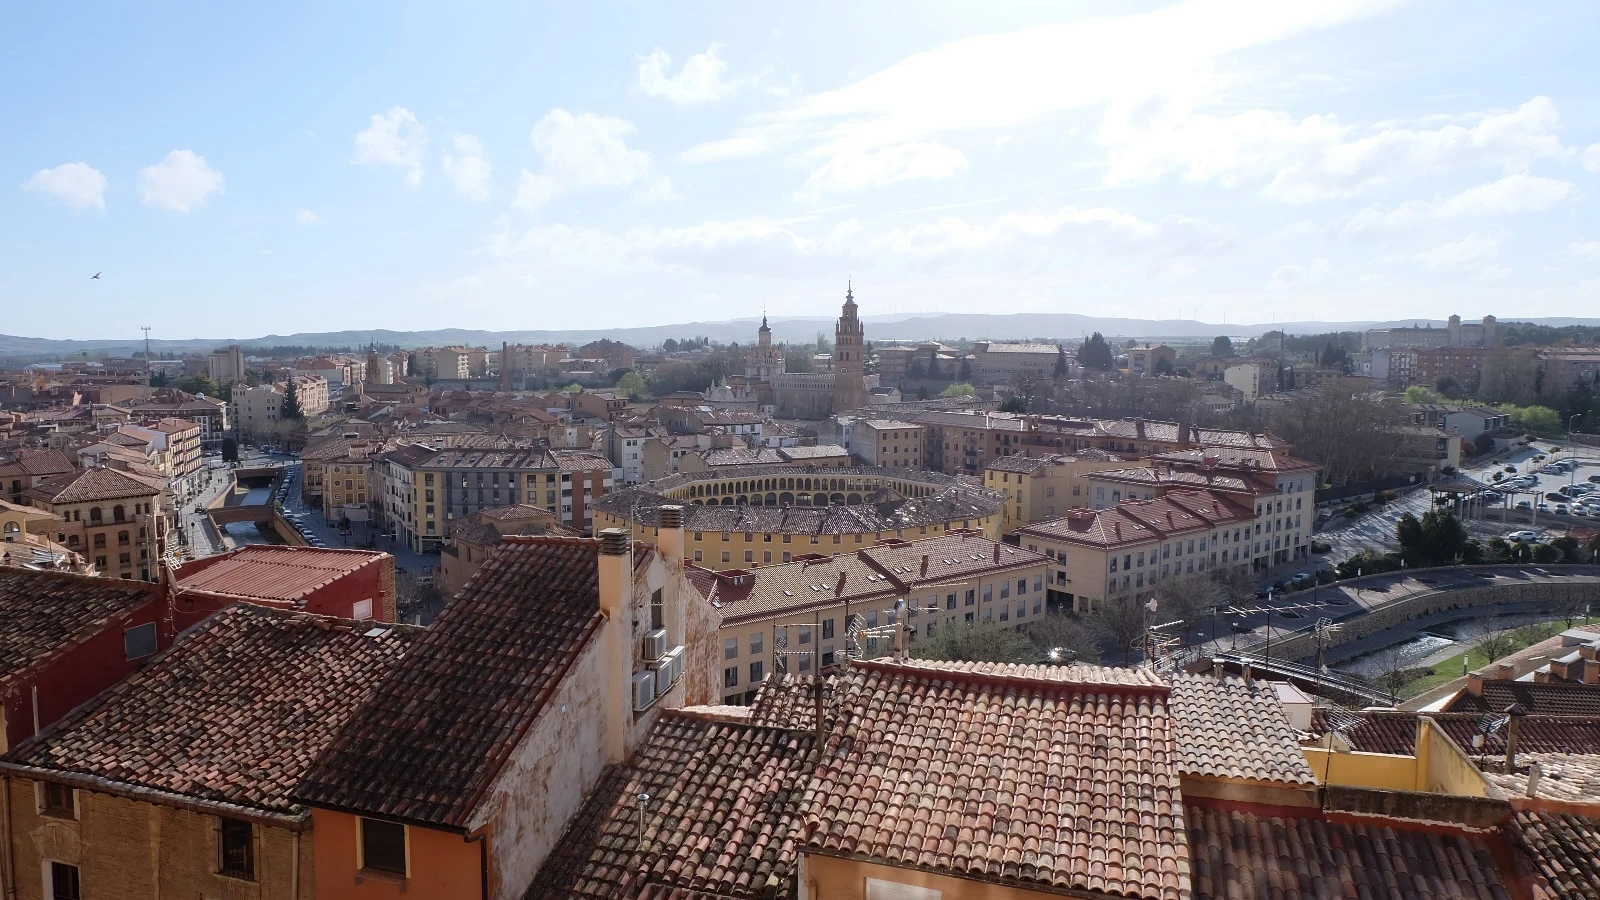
[1537,503,1552,512]
[1588,474,1600,483]
[1507,530,1538,542]
[1516,500,1532,510]
[1555,504,1570,515]
[1575,507,1590,517]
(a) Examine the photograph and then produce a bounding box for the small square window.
[41,782,75,819]
[219,817,255,880]
[360,818,407,876]
[124,622,157,660]
[49,862,80,900]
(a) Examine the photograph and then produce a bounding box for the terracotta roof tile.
[173,545,387,604]
[526,712,815,899]
[0,569,160,683]
[1445,681,1600,717]
[1186,804,1515,900]
[24,467,164,504]
[1168,674,1316,787]
[1311,709,1600,757]
[1510,809,1600,900]
[800,658,1189,900]
[293,536,605,829]
[1481,753,1600,804]
[6,604,419,816]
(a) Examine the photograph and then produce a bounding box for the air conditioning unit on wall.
[642,628,667,661]
[631,671,657,711]
[650,646,684,697]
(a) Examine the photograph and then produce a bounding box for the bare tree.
[1551,594,1591,630]
[1089,596,1149,665]
[911,619,1035,664]
[1027,614,1105,665]
[1372,646,1414,701]
[1151,573,1226,640]
[1467,615,1515,668]
[1266,385,1408,486]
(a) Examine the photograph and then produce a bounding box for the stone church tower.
[832,283,866,413]
[747,313,783,383]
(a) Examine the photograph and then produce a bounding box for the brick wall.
[5,778,311,900]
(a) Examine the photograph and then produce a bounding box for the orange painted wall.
[310,808,483,899]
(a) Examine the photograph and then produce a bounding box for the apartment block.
[849,419,925,470]
[983,449,1130,530]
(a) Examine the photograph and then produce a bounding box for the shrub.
[1310,540,1332,554]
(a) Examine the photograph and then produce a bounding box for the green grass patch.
[1399,619,1580,699]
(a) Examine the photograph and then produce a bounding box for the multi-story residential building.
[577,338,635,370]
[391,446,613,552]
[0,603,420,900]
[1223,360,1274,402]
[606,424,660,484]
[326,456,372,522]
[148,417,202,492]
[205,344,247,382]
[500,342,570,381]
[1364,313,1498,350]
[969,340,1059,384]
[128,393,230,449]
[23,467,166,581]
[291,356,355,396]
[1414,346,1490,388]
[1126,343,1176,375]
[1385,425,1463,477]
[232,376,329,433]
[370,442,433,546]
[848,419,925,470]
[689,532,1049,702]
[415,346,472,381]
[1082,446,1321,571]
[1016,489,1254,613]
[0,449,76,505]
[437,504,577,598]
[983,449,1130,530]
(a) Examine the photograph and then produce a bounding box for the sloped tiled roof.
[0,449,76,479]
[6,604,418,817]
[800,658,1188,900]
[526,711,815,900]
[1445,681,1600,717]
[173,545,387,603]
[1510,810,1600,900]
[1311,709,1600,757]
[1186,804,1515,900]
[1018,489,1252,550]
[1168,674,1316,787]
[0,569,160,683]
[24,467,164,504]
[1481,753,1600,804]
[294,537,605,830]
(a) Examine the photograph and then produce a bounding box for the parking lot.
[1475,451,1600,528]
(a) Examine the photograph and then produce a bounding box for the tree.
[180,373,219,397]
[280,379,304,421]
[926,356,942,379]
[1473,433,1497,456]
[662,338,679,353]
[149,371,170,388]
[1321,342,1348,369]
[1053,347,1069,378]
[1026,614,1104,665]
[613,370,648,399]
[562,383,584,393]
[1551,535,1581,562]
[1396,509,1468,565]
[606,367,633,384]
[1150,574,1225,640]
[998,396,1028,413]
[1403,385,1440,404]
[1531,542,1561,564]
[906,359,927,380]
[1372,647,1415,701]
[1078,333,1115,371]
[1153,356,1174,376]
[221,436,238,462]
[1468,616,1515,667]
[911,619,1036,664]
[1501,403,1562,435]
[1436,375,1464,400]
[941,383,975,397]
[1088,596,1149,665]
[959,358,973,381]
[1211,335,1234,357]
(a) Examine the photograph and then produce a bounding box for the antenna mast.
[141,326,152,373]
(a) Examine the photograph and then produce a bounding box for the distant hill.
[4,313,1598,360]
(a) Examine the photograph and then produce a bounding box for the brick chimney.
[657,505,684,569]
[598,528,632,763]
[920,554,929,578]
[1504,702,1527,773]
[993,543,1001,563]
[1465,671,1484,696]
[835,571,847,597]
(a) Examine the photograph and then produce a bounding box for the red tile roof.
[5,604,418,817]
[1444,681,1600,717]
[24,467,164,504]
[1510,810,1600,900]
[800,658,1188,900]
[1311,709,1600,757]
[173,545,388,604]
[0,569,160,684]
[1186,803,1516,900]
[1018,489,1252,550]
[293,536,605,830]
[0,449,76,479]
[1169,674,1316,787]
[526,711,815,899]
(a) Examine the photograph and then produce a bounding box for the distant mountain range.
[4,313,1598,360]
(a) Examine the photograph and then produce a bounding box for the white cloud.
[683,0,1403,187]
[1565,239,1600,261]
[295,208,321,225]
[861,205,1237,264]
[512,109,670,212]
[354,106,428,185]
[1328,172,1575,239]
[1585,143,1600,172]
[1269,258,1332,288]
[137,150,225,213]
[1103,96,1569,201]
[441,134,491,201]
[678,136,774,164]
[1407,233,1503,272]
[798,142,968,197]
[636,43,744,104]
[20,162,107,213]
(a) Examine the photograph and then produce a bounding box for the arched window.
[2,521,19,541]
[89,507,103,523]
[113,504,126,522]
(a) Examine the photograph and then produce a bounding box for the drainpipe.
[290,829,300,900]
[2,775,16,900]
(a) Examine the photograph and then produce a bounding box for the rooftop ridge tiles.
[853,657,1169,694]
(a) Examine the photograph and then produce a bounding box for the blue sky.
[6,0,1600,339]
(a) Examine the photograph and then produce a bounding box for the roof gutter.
[0,761,309,832]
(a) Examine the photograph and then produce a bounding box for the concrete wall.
[1252,568,1600,663]
[1302,747,1420,791]
[1418,717,1490,797]
[6,779,310,900]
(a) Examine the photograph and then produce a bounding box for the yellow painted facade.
[984,455,1133,531]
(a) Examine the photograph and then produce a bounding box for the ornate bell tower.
[832,282,866,413]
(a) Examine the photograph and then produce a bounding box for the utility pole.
[141,326,152,374]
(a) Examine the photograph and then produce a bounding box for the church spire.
[844,278,855,306]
